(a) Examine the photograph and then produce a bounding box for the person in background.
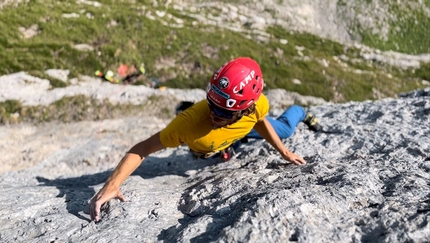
[89,57,321,221]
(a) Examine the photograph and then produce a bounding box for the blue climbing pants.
[246,105,306,139]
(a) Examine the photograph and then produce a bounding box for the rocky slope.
[0,0,429,242]
[0,78,428,242]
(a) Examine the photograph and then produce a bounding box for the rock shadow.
[36,153,219,222]
[36,173,108,222]
[360,222,389,243]
[158,178,268,242]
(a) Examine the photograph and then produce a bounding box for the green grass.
[0,94,176,124]
[353,0,430,54]
[0,0,428,124]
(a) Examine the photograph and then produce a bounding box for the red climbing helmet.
[207,57,264,111]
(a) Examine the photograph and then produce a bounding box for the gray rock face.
[0,88,429,242]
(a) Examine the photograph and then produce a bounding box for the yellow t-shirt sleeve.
[254,94,269,120]
[159,100,211,148]
[159,116,185,148]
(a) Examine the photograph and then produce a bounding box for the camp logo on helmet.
[233,70,255,93]
[218,77,229,89]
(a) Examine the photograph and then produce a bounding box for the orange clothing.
[159,94,269,153]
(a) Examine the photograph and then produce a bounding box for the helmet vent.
[256,76,259,80]
[237,89,244,95]
[252,84,256,90]
[239,100,246,106]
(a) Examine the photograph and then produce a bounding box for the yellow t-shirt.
[159,94,269,153]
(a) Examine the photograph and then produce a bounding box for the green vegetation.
[0,95,175,124]
[0,100,22,123]
[350,0,430,54]
[0,0,428,124]
[27,70,68,88]
[414,62,430,81]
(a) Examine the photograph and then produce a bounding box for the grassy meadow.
[0,0,428,123]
